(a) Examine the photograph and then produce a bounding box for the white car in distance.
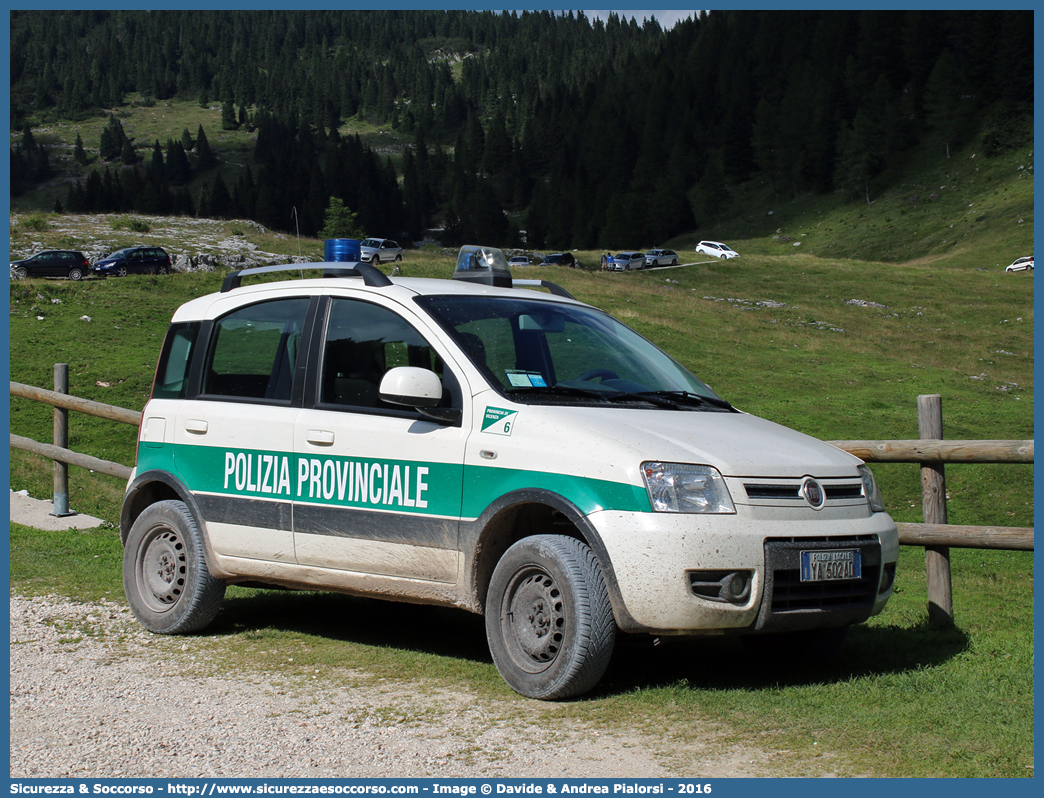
[360,238,403,265]
[695,241,739,259]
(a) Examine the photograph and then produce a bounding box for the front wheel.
[486,535,616,700]
[370,254,381,266]
[117,265,128,277]
[14,266,28,279]
[671,258,678,266]
[123,500,225,634]
[395,253,402,262]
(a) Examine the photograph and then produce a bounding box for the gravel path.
[10,593,807,779]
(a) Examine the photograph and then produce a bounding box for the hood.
[529,405,861,478]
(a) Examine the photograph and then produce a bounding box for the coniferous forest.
[9,9,1034,249]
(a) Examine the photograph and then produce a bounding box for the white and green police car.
[121,245,899,699]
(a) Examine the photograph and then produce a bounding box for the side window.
[203,298,310,402]
[152,322,201,400]
[320,298,444,410]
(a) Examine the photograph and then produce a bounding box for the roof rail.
[511,279,575,300]
[220,261,393,292]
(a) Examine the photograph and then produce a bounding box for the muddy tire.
[123,500,225,634]
[486,535,615,700]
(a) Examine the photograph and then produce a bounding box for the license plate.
[800,549,861,582]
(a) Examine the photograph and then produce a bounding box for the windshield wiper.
[636,391,735,411]
[506,385,610,400]
[601,391,683,409]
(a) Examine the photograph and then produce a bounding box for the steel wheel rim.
[136,525,187,612]
[503,566,566,673]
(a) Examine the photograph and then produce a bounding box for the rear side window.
[152,322,201,400]
[203,298,310,402]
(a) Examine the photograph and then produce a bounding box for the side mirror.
[379,367,462,425]
[379,366,442,407]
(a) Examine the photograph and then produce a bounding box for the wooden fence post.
[918,394,954,627]
[51,363,74,517]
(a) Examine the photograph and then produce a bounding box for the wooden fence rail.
[10,377,1034,627]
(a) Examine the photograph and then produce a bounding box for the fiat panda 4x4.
[121,246,899,699]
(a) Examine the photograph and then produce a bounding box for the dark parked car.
[539,252,577,268]
[92,247,172,277]
[10,250,91,281]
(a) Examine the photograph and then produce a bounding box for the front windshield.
[416,295,727,409]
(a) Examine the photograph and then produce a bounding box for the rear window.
[202,298,310,402]
[152,322,201,400]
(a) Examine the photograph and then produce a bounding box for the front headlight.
[642,462,736,514]
[858,464,887,513]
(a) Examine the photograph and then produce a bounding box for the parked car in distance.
[1006,256,1033,272]
[645,249,678,267]
[539,252,577,268]
[360,238,403,265]
[508,256,533,268]
[609,251,646,271]
[11,250,91,281]
[695,241,739,259]
[93,246,172,277]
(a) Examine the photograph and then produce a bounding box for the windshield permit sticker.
[482,407,518,435]
[506,370,547,388]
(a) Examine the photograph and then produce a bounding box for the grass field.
[6,130,1034,778]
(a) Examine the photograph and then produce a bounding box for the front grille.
[742,480,864,503]
[744,484,800,500]
[753,536,881,632]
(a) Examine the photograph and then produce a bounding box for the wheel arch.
[462,489,638,630]
[120,469,206,546]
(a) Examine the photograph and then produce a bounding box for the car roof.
[169,272,588,323]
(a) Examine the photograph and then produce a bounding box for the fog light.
[720,571,751,603]
[688,570,752,604]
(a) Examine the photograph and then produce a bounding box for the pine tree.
[221,99,238,130]
[195,124,217,170]
[923,51,963,158]
[73,132,88,164]
[121,139,138,166]
[99,115,128,161]
[319,197,366,240]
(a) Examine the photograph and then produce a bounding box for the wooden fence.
[10,374,1034,627]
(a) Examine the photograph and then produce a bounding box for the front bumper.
[589,507,899,634]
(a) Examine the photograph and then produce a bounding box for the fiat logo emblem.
[801,477,825,509]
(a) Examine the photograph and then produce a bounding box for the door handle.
[184,419,208,434]
[306,429,335,446]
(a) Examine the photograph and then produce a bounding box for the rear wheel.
[486,535,616,700]
[123,500,225,634]
[67,267,84,281]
